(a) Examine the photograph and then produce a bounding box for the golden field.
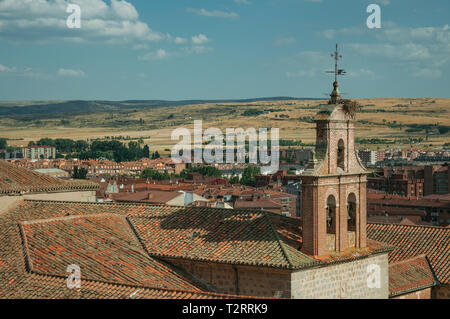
[0,97,448,154]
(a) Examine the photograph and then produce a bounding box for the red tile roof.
[388,255,436,297]
[8,201,391,270]
[367,223,450,284]
[0,160,98,195]
[112,191,181,204]
[0,199,281,299]
[19,214,200,290]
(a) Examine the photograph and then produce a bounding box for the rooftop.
[0,160,98,195]
[388,255,436,297]
[367,223,449,284]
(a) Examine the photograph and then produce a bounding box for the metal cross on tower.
[326,43,346,82]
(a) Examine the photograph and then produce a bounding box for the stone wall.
[434,285,450,299]
[164,253,390,299]
[392,288,432,299]
[165,258,292,298]
[0,191,97,214]
[291,253,389,299]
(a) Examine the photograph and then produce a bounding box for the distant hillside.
[0,97,320,118]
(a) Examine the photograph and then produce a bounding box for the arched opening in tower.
[337,139,345,171]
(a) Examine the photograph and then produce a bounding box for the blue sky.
[0,0,449,101]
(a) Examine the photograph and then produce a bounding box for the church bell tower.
[300,44,369,257]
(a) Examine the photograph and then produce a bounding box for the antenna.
[326,43,346,82]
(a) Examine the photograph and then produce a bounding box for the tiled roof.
[0,200,277,299]
[2,272,248,299]
[0,160,98,195]
[0,199,400,299]
[388,255,436,297]
[19,214,199,290]
[367,223,450,284]
[112,191,181,204]
[8,201,391,270]
[126,209,319,269]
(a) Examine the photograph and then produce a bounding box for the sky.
[0,0,449,101]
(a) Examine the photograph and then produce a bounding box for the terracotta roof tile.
[368,223,449,284]
[388,255,436,297]
[0,160,98,195]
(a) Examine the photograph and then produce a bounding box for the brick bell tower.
[300,44,368,257]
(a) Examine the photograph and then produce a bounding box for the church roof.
[0,200,260,299]
[6,199,443,298]
[388,255,436,297]
[367,223,450,285]
[0,160,98,195]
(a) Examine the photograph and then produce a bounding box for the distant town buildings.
[21,145,56,160]
[1,77,449,299]
[368,164,449,197]
[8,157,186,177]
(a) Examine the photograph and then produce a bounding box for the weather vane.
[326,43,346,83]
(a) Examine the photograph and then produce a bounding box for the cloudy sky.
[0,0,449,100]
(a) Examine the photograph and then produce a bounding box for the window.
[347,193,357,232]
[326,195,336,234]
[337,139,345,170]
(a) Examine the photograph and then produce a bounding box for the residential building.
[21,145,56,160]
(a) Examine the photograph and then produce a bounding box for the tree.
[180,166,222,178]
[229,176,240,184]
[143,145,150,158]
[140,169,170,180]
[0,138,7,150]
[152,151,160,159]
[72,166,88,179]
[240,166,261,187]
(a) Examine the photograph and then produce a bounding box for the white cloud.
[139,49,169,60]
[0,0,163,44]
[110,0,139,20]
[0,64,15,72]
[174,37,188,44]
[58,68,85,77]
[315,26,366,39]
[187,8,239,19]
[192,34,210,44]
[348,43,432,61]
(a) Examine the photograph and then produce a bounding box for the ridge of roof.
[388,254,436,297]
[262,212,320,269]
[0,160,98,195]
[369,222,449,230]
[20,272,265,299]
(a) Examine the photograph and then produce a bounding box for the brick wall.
[0,190,97,214]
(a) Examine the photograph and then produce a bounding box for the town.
[0,0,448,306]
